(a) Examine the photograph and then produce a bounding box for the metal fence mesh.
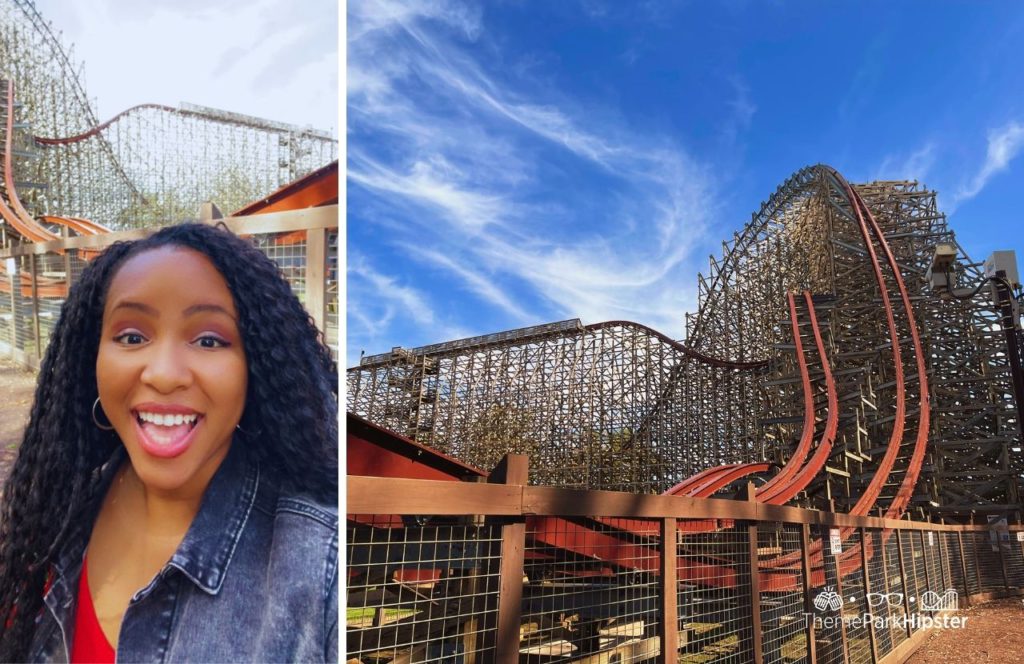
[864,530,891,658]
[326,228,338,357]
[759,523,808,664]
[813,524,847,664]
[346,514,502,663]
[256,231,307,302]
[343,472,1024,664]
[521,516,662,661]
[677,522,754,663]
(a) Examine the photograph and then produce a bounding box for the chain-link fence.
[348,451,1024,664]
[0,206,338,367]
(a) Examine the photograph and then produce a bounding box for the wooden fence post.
[800,523,817,664]
[894,530,913,637]
[7,259,15,359]
[488,454,528,664]
[920,532,933,606]
[61,225,72,291]
[970,517,982,594]
[859,527,878,662]
[305,227,327,335]
[658,518,679,664]
[997,519,1011,592]
[29,252,40,361]
[956,531,971,607]
[745,483,764,664]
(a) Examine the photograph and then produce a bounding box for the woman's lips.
[133,413,203,459]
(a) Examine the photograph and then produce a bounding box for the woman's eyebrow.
[111,300,158,316]
[183,303,237,320]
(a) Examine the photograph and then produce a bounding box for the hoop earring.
[92,398,115,431]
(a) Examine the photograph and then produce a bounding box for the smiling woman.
[0,224,338,663]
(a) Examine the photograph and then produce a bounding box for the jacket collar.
[51,438,259,597]
[167,440,260,595]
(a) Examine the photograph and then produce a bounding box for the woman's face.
[96,246,248,498]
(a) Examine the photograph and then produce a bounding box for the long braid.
[0,243,131,660]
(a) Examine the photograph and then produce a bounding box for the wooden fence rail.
[346,456,1024,664]
[0,205,338,368]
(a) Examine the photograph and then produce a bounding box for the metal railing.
[0,205,338,368]
[347,455,1024,664]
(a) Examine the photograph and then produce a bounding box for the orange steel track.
[0,80,110,272]
[4,83,336,297]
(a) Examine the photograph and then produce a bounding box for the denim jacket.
[28,441,339,663]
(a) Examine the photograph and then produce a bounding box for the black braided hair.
[0,223,337,660]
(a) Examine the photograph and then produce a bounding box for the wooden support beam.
[860,527,879,662]
[488,455,527,664]
[658,517,679,664]
[895,530,914,638]
[957,532,971,607]
[800,523,817,664]
[745,483,764,664]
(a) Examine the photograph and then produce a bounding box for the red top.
[70,557,116,664]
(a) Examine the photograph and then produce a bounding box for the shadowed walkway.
[908,598,1024,663]
[0,358,36,487]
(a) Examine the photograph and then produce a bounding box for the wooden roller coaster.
[347,164,1024,662]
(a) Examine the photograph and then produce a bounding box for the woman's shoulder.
[251,476,338,533]
[274,493,339,530]
[247,477,338,598]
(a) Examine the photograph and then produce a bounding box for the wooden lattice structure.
[347,165,1023,520]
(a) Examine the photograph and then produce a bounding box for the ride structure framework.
[347,164,1024,521]
[0,0,337,244]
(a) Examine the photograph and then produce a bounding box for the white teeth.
[137,411,198,427]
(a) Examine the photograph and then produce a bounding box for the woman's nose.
[140,341,193,393]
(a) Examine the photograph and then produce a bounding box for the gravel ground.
[907,598,1024,663]
[0,357,37,486]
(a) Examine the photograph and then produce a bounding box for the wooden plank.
[957,532,971,606]
[860,528,878,662]
[658,518,679,664]
[0,205,338,257]
[305,227,326,334]
[521,485,758,520]
[346,476,521,516]
[347,473,1006,533]
[746,484,763,664]
[800,523,817,664]
[491,454,528,664]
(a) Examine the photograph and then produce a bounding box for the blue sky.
[347,0,1024,369]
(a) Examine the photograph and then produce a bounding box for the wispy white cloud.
[348,256,436,328]
[348,0,716,354]
[349,154,509,232]
[401,245,534,322]
[720,75,756,146]
[872,142,936,183]
[951,121,1024,209]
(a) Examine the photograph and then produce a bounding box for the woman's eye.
[114,332,146,345]
[195,335,229,349]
